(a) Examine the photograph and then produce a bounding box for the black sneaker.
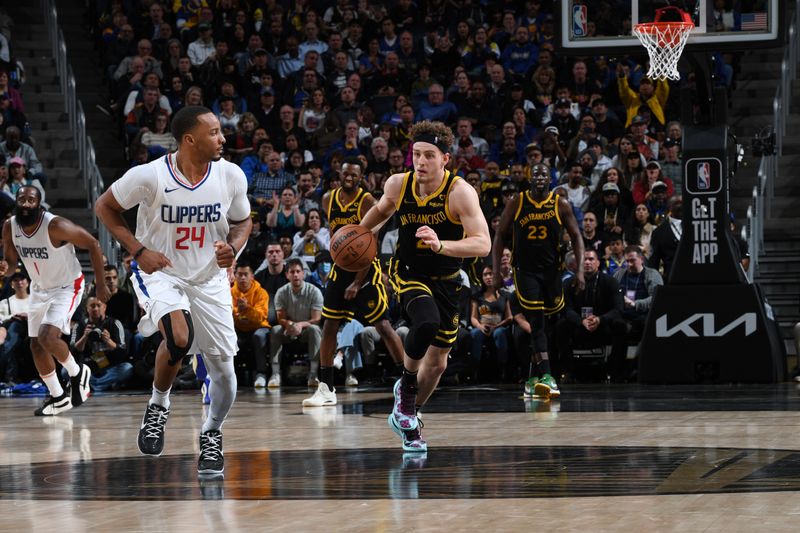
[198,430,224,474]
[137,402,170,456]
[70,364,92,407]
[34,391,72,416]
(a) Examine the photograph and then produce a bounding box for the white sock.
[62,354,81,377]
[150,385,171,409]
[202,356,237,433]
[41,370,64,397]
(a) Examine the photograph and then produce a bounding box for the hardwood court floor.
[2,384,800,532]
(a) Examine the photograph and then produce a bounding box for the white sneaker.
[267,374,281,388]
[307,376,320,387]
[253,374,267,388]
[302,382,337,407]
[345,374,359,387]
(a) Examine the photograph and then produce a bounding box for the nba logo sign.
[697,162,711,190]
[573,5,587,37]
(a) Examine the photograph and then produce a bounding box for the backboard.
[558,1,784,53]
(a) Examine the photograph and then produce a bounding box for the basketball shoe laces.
[199,432,223,462]
[142,404,168,439]
[400,385,416,416]
[404,418,424,442]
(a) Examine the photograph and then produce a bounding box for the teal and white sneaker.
[391,378,418,432]
[389,413,428,453]
[523,377,540,398]
[534,373,560,399]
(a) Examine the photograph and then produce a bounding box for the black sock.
[537,359,551,376]
[321,366,335,389]
[401,367,418,392]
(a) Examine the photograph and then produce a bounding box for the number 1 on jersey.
[176,226,206,249]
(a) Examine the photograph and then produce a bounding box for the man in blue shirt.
[418,84,458,124]
[501,26,539,80]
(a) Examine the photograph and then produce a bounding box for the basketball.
[330,224,377,272]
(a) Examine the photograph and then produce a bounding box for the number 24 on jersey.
[176,226,206,249]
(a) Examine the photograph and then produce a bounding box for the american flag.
[740,12,768,31]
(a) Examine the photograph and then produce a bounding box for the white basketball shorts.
[130,266,237,357]
[28,275,85,337]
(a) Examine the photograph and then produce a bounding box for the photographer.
[70,296,132,391]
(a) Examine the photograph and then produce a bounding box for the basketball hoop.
[633,7,694,81]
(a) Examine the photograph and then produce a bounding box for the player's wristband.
[228,243,238,257]
[133,246,147,260]
[436,241,445,254]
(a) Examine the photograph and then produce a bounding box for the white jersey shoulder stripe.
[165,154,212,191]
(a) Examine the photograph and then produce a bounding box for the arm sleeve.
[243,288,270,326]
[110,164,157,210]
[292,232,306,255]
[316,228,330,250]
[311,286,324,311]
[109,318,128,353]
[274,285,286,311]
[0,298,12,322]
[226,162,251,221]
[240,156,256,184]
[634,269,664,313]
[655,79,670,106]
[617,76,636,107]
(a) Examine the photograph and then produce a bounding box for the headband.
[412,133,450,154]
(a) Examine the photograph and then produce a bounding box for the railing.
[745,1,800,281]
[42,0,121,266]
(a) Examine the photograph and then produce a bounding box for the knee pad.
[162,310,194,366]
[404,296,441,360]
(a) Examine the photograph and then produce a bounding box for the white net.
[633,22,694,81]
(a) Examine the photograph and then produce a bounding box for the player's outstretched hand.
[215,240,235,268]
[415,225,441,253]
[137,249,173,274]
[95,282,111,303]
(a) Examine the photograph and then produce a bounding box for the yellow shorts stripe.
[434,333,459,344]
[322,306,355,320]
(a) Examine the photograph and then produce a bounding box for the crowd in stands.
[0,1,753,390]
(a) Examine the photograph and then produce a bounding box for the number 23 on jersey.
[527,225,548,240]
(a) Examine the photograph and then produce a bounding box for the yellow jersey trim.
[553,193,562,225]
[412,170,450,206]
[444,175,463,225]
[395,172,411,211]
[334,187,365,215]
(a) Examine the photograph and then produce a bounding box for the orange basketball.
[330,224,377,272]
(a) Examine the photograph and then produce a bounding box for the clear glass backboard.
[558,0,784,53]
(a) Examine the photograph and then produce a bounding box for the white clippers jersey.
[11,211,83,291]
[111,152,250,284]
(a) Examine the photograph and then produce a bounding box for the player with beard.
[493,163,585,399]
[360,120,491,453]
[95,106,252,476]
[0,186,109,415]
[302,157,405,407]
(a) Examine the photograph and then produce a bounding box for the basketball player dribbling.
[95,106,252,475]
[493,163,585,399]
[360,120,491,453]
[303,157,405,407]
[0,186,110,416]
